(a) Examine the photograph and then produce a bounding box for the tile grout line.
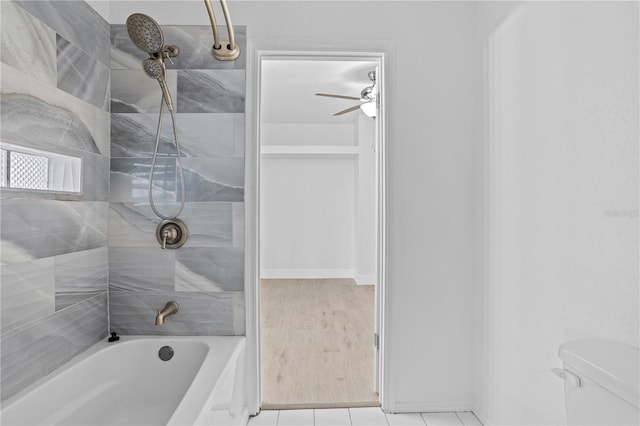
[256,408,484,426]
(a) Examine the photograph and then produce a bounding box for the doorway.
[245,47,387,414]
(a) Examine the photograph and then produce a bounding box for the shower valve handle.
[156,219,188,250]
[161,227,178,249]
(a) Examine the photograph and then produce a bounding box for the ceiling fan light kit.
[360,101,377,118]
[315,70,377,118]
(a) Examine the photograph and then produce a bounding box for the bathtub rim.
[1,335,247,425]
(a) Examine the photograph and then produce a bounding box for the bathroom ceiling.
[260,59,377,124]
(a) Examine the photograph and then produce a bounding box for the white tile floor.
[247,407,483,426]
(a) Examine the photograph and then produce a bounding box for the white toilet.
[553,338,639,425]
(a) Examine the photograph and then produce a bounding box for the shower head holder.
[158,45,180,63]
[211,42,240,61]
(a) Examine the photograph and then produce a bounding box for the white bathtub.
[1,336,247,426]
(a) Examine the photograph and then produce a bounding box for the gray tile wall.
[108,24,246,336]
[0,3,246,401]
[0,0,110,400]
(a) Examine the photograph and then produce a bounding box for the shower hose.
[149,97,186,220]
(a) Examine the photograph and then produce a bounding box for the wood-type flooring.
[260,278,379,409]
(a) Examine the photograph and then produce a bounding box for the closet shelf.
[261,145,359,158]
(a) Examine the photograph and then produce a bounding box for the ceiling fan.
[315,71,377,117]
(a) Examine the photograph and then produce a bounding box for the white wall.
[260,118,375,283]
[110,0,477,412]
[261,123,355,146]
[260,122,358,280]
[355,115,376,284]
[260,154,357,278]
[475,2,639,424]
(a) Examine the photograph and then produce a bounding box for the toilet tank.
[556,339,639,425]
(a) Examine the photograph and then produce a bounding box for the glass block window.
[0,143,81,193]
[9,151,49,190]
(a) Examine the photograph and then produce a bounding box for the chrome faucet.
[155,301,179,325]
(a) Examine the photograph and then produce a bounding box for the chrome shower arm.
[203,0,240,61]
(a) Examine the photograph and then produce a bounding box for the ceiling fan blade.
[333,105,362,116]
[315,93,361,101]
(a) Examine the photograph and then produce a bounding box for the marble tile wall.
[108,23,246,336]
[0,0,110,400]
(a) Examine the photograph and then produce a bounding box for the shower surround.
[1,0,110,400]
[1,0,246,401]
[109,23,246,336]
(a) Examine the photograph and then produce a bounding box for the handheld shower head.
[126,13,177,112]
[143,58,174,111]
[126,13,164,54]
[126,13,184,222]
[143,57,164,79]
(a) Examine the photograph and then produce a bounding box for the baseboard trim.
[354,274,376,285]
[260,269,356,279]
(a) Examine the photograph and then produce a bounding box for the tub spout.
[155,301,179,325]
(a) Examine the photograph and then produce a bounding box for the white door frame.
[244,39,391,415]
